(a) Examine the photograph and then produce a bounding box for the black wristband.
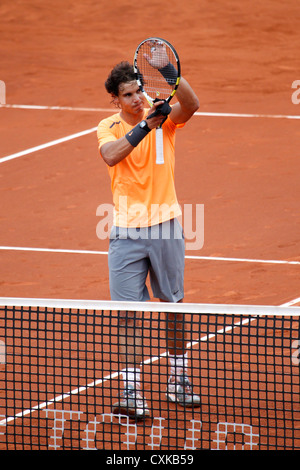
[147,100,172,119]
[125,120,151,147]
[158,63,177,85]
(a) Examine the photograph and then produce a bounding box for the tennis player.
[97,59,200,419]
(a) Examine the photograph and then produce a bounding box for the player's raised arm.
[141,39,199,126]
[169,77,199,125]
[100,100,166,167]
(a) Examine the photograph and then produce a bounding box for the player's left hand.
[143,41,169,69]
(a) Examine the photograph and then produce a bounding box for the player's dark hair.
[105,61,136,97]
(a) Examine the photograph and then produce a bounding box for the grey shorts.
[108,218,185,302]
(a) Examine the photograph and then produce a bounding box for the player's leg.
[118,310,142,391]
[149,219,200,407]
[108,227,150,418]
[113,310,150,418]
[165,310,200,407]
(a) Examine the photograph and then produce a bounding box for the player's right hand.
[146,101,167,129]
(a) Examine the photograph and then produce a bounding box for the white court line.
[196,111,300,120]
[0,127,97,164]
[185,254,300,265]
[1,106,300,164]
[280,297,300,307]
[0,104,113,112]
[0,296,299,427]
[0,245,299,266]
[0,245,108,256]
[1,103,300,119]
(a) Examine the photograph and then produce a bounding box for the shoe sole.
[165,393,201,408]
[113,403,150,420]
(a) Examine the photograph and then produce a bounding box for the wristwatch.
[139,120,151,132]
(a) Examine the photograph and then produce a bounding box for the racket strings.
[136,42,178,101]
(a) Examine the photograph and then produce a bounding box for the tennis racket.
[133,37,181,164]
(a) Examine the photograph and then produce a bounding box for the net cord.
[1,297,299,316]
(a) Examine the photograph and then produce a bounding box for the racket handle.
[155,127,164,164]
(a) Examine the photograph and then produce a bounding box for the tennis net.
[0,298,299,451]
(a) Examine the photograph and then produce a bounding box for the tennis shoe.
[166,374,200,407]
[112,384,150,420]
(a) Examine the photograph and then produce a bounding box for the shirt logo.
[109,121,121,129]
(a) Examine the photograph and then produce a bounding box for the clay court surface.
[1,0,300,307]
[0,0,300,452]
